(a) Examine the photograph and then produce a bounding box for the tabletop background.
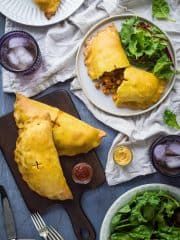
[0,13,179,240]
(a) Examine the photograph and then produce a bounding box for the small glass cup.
[0,31,42,75]
[150,135,180,177]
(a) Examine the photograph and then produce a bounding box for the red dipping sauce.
[72,163,93,184]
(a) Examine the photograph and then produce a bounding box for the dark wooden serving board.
[0,90,105,240]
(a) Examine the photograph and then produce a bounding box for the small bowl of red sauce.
[72,162,93,184]
[150,135,180,177]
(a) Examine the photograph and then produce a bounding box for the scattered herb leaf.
[152,0,171,20]
[163,109,180,130]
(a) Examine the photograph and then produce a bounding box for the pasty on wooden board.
[15,115,73,200]
[115,66,166,109]
[14,94,106,156]
[84,24,130,80]
[53,111,105,156]
[34,0,61,19]
[14,94,59,128]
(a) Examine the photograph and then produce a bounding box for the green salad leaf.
[153,54,174,80]
[163,109,180,130]
[129,225,152,239]
[110,190,180,240]
[152,0,171,20]
[154,226,180,240]
[120,17,174,80]
[111,233,133,240]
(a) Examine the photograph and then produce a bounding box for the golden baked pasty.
[115,66,166,109]
[53,111,105,156]
[34,0,61,19]
[84,24,130,80]
[15,115,72,200]
[14,94,106,156]
[14,94,59,128]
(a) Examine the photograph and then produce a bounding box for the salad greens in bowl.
[100,184,180,240]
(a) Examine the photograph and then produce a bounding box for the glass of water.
[0,31,42,75]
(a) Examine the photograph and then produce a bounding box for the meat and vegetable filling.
[95,69,124,97]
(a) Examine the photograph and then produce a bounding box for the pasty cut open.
[115,66,166,109]
[84,24,130,80]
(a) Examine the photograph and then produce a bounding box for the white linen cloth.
[2,0,180,185]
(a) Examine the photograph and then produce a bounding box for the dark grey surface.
[1,186,17,240]
[0,13,179,240]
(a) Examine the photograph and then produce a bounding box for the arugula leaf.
[129,191,161,224]
[118,204,131,214]
[111,233,133,240]
[155,212,167,227]
[111,225,152,240]
[158,191,180,207]
[154,226,180,240]
[163,109,180,130]
[142,204,155,221]
[114,223,136,232]
[111,214,123,232]
[110,225,152,240]
[152,0,171,20]
[129,225,152,239]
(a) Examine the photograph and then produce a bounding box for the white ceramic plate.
[100,184,180,240]
[76,15,177,117]
[0,0,84,27]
